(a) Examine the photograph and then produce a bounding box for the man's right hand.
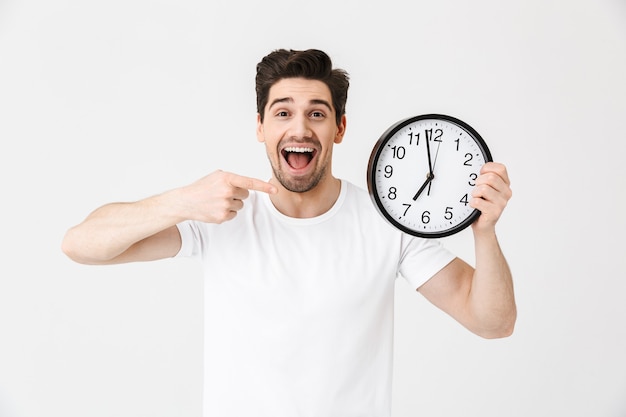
[178,170,277,224]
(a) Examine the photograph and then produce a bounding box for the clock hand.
[423,131,440,196]
[431,140,442,172]
[426,140,442,197]
[425,130,434,176]
[413,172,434,201]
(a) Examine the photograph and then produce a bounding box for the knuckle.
[482,172,497,182]
[214,209,235,224]
[472,184,486,196]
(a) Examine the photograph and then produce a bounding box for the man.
[62,49,515,417]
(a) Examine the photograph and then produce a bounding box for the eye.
[275,110,289,118]
[310,111,326,119]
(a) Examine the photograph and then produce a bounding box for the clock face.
[367,114,492,238]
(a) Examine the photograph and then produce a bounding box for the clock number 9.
[384,165,393,178]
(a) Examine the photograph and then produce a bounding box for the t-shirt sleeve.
[175,220,202,258]
[397,233,457,290]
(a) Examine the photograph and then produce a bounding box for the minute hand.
[426,131,434,176]
[426,135,442,196]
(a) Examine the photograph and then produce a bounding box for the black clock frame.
[367,114,493,238]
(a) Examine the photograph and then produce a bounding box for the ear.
[256,113,265,143]
[334,114,347,144]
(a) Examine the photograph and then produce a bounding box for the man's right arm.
[61,193,186,265]
[61,170,277,265]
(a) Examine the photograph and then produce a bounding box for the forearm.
[62,189,185,264]
[467,229,517,338]
[62,170,277,264]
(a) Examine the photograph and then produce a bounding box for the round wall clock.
[367,114,493,238]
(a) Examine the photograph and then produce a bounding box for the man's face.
[257,77,346,193]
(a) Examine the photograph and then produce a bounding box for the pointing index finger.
[227,173,277,194]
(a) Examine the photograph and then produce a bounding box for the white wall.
[1,0,625,416]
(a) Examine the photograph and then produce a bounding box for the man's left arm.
[418,162,516,339]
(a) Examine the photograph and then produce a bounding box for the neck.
[269,176,341,218]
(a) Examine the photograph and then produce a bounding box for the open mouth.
[281,146,316,170]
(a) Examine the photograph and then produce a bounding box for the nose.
[288,114,313,139]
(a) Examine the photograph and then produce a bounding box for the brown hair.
[255,49,350,126]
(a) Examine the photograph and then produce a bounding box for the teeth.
[284,147,314,153]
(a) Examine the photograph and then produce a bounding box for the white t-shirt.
[176,180,455,417]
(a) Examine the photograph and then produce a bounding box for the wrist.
[471,222,497,241]
[152,187,189,225]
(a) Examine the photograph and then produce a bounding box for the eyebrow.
[268,97,333,112]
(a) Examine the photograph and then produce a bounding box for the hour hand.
[413,172,434,201]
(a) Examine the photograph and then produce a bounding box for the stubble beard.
[268,154,329,193]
